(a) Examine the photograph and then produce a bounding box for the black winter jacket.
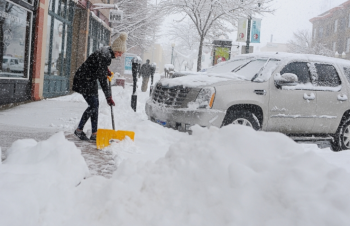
[72,46,115,97]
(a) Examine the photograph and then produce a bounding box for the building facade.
[143,43,164,73]
[0,0,113,108]
[310,0,350,60]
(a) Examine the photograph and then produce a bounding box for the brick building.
[0,0,114,108]
[310,0,350,60]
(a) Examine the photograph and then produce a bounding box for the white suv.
[2,56,24,73]
[146,53,350,151]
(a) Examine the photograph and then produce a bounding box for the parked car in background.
[146,52,350,151]
[2,56,24,73]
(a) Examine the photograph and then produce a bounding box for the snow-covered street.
[1,75,350,225]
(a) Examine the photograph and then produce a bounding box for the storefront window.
[45,0,74,77]
[87,15,110,56]
[45,15,52,75]
[0,0,32,79]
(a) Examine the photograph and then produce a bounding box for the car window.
[206,58,250,74]
[343,67,350,83]
[14,60,18,64]
[252,59,280,82]
[315,64,341,87]
[3,59,8,63]
[234,59,269,80]
[280,62,311,84]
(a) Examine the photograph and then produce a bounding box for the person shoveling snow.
[72,32,127,142]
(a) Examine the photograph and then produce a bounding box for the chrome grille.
[152,84,191,107]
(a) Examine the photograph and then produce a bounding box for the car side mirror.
[274,73,298,86]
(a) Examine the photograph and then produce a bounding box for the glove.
[107,69,112,77]
[107,97,115,106]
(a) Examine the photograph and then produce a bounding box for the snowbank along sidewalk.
[1,125,350,225]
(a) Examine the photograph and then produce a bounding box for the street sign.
[109,10,123,23]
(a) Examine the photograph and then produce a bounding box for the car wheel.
[222,110,260,130]
[331,118,350,152]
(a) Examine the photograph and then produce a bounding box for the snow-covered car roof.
[238,52,350,66]
[160,52,350,88]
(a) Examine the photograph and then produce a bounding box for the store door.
[43,0,74,98]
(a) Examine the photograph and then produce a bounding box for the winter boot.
[74,129,89,141]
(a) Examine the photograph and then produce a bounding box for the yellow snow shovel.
[96,72,135,150]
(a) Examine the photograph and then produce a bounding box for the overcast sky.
[158,0,348,48]
[257,0,346,44]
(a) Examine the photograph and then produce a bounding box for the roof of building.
[260,42,290,53]
[310,0,350,23]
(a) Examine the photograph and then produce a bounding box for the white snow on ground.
[1,126,350,225]
[1,73,350,225]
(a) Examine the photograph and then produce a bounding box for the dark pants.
[78,95,99,133]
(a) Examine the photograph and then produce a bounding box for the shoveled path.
[66,133,116,178]
[0,100,117,178]
[1,126,116,178]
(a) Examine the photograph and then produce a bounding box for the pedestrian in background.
[140,59,152,92]
[150,62,156,85]
[72,32,128,141]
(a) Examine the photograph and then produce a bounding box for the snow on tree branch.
[288,30,334,57]
[159,0,274,71]
[111,0,165,52]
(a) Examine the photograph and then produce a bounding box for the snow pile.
[1,125,350,225]
[72,126,350,225]
[164,64,174,70]
[0,132,89,225]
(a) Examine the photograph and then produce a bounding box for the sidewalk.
[0,74,184,178]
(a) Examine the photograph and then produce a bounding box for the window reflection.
[45,15,52,75]
[46,0,72,77]
[0,1,31,78]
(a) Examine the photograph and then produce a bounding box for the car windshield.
[206,58,251,74]
[233,58,280,82]
[3,59,8,63]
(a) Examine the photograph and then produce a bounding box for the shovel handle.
[109,79,115,131]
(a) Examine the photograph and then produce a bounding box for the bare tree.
[160,0,273,71]
[168,20,200,52]
[288,30,333,57]
[112,0,164,52]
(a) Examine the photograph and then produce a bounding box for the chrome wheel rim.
[343,125,350,148]
[232,118,253,127]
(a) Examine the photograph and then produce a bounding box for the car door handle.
[338,94,348,101]
[303,93,315,100]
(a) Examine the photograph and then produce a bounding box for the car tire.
[331,118,350,152]
[222,110,260,130]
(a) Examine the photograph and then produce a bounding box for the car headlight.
[195,87,216,109]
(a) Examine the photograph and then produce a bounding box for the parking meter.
[150,62,156,96]
[131,56,142,112]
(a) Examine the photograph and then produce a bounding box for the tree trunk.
[196,36,204,72]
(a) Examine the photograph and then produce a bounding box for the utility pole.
[245,16,252,54]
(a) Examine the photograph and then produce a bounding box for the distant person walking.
[140,59,152,92]
[72,32,128,141]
